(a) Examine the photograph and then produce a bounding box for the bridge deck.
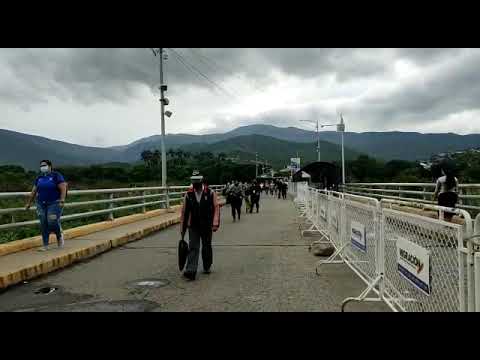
[0,196,389,312]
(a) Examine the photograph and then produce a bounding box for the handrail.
[347,182,480,188]
[343,182,480,214]
[0,184,226,232]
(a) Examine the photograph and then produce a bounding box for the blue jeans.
[36,201,63,247]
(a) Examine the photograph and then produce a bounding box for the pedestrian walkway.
[0,208,183,289]
[0,196,389,312]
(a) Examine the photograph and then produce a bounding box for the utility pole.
[300,119,320,162]
[159,48,167,188]
[255,152,258,178]
[316,119,321,162]
[338,114,346,185]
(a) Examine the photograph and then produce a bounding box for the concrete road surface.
[0,196,390,312]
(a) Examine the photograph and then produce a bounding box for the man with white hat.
[180,170,220,280]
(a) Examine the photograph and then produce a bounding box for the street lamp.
[319,114,346,186]
[300,119,320,162]
[150,48,171,189]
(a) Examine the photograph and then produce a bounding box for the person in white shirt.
[433,167,459,222]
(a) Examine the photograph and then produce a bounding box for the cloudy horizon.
[1,48,480,147]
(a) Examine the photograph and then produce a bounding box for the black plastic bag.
[178,238,189,271]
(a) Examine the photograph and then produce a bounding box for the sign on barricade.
[289,182,478,312]
[382,207,465,312]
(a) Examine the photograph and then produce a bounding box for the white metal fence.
[0,185,226,231]
[291,182,479,312]
[343,183,480,214]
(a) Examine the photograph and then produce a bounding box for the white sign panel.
[350,221,366,252]
[290,158,301,173]
[396,237,431,296]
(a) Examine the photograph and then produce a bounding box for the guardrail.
[0,185,226,231]
[291,181,479,312]
[342,183,480,214]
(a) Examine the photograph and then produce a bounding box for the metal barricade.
[341,194,382,288]
[292,186,479,312]
[469,213,480,312]
[304,189,330,245]
[326,191,345,253]
[301,188,320,236]
[380,199,473,312]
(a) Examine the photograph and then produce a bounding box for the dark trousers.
[185,228,213,274]
[231,198,242,220]
[250,196,260,213]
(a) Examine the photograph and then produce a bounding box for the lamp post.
[319,115,346,187]
[300,119,320,161]
[151,48,172,188]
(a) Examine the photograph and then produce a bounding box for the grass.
[0,189,185,244]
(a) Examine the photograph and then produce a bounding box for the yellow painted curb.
[0,214,182,290]
[0,198,225,290]
[0,205,182,257]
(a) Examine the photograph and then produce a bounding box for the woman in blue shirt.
[25,160,67,251]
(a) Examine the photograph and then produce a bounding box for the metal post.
[159,48,167,188]
[108,193,114,221]
[166,186,170,210]
[316,120,321,162]
[341,130,345,185]
[142,190,146,213]
[255,152,258,178]
[475,253,480,312]
[337,115,346,187]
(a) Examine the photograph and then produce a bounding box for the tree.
[153,150,161,168]
[141,150,154,168]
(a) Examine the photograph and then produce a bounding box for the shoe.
[37,247,48,252]
[183,272,196,281]
[203,269,211,274]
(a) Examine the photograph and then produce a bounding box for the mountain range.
[1,124,480,170]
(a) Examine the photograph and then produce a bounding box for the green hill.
[179,134,361,170]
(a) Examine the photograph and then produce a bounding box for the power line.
[188,48,267,94]
[187,48,246,84]
[168,48,237,100]
[168,50,217,92]
[172,48,238,99]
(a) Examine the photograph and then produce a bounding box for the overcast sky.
[1,48,480,147]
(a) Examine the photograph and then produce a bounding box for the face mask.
[193,183,202,191]
[40,165,49,173]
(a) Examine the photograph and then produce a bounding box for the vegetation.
[0,152,256,244]
[1,149,480,244]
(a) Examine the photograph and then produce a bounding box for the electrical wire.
[168,48,237,100]
[187,48,249,85]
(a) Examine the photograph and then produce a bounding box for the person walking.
[281,181,288,200]
[433,165,459,222]
[25,160,67,251]
[228,181,244,222]
[249,181,261,213]
[180,171,220,281]
[244,182,252,213]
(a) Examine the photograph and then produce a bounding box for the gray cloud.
[1,48,480,144]
[0,48,399,108]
